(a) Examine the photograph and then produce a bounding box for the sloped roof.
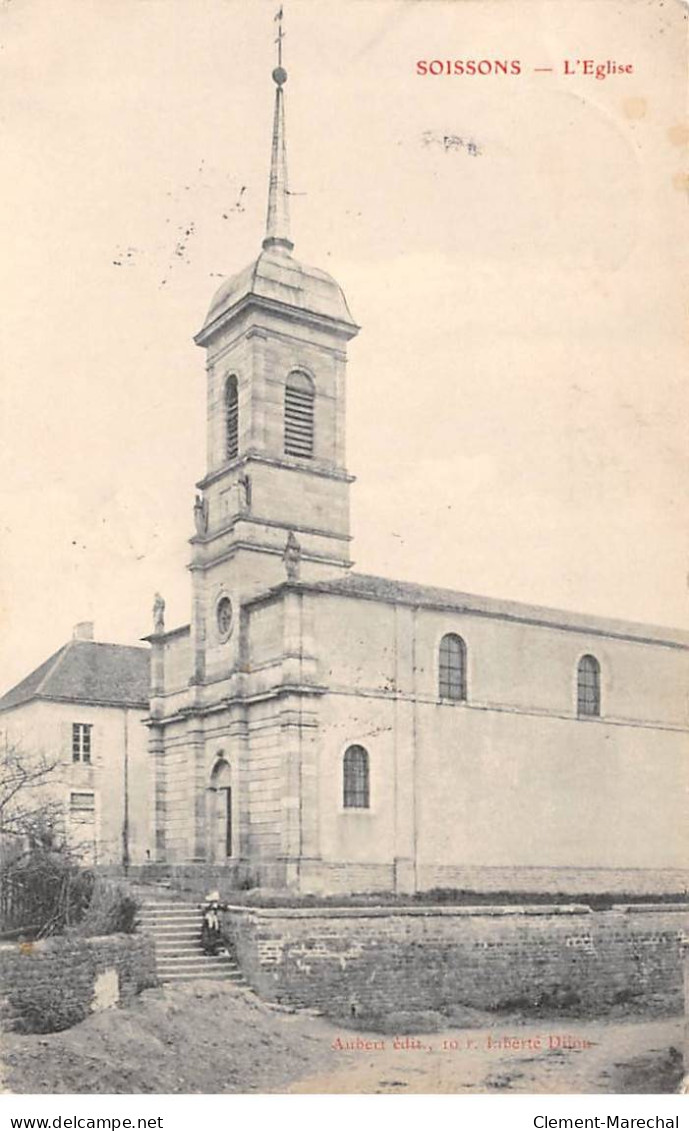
[0,641,150,712]
[196,246,358,342]
[246,571,689,650]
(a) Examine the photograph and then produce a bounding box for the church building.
[146,56,689,896]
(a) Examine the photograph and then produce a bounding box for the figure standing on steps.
[283,530,301,581]
[153,592,165,634]
[200,890,228,956]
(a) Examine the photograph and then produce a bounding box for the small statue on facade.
[153,592,166,634]
[193,493,208,535]
[238,473,252,513]
[283,530,302,581]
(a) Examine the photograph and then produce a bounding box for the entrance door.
[210,757,232,863]
[217,786,232,858]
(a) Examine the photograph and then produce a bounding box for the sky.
[0,0,687,692]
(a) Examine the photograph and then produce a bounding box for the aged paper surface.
[0,0,687,1098]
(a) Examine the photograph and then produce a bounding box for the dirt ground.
[1,982,684,1095]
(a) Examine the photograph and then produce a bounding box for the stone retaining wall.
[222,903,687,1018]
[0,934,157,1032]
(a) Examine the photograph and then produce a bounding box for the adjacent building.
[0,623,151,867]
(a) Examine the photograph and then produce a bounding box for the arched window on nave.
[343,745,370,809]
[439,633,467,701]
[577,654,601,717]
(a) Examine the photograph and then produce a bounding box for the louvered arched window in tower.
[577,654,601,717]
[225,375,239,461]
[343,745,370,809]
[284,371,315,458]
[439,633,467,701]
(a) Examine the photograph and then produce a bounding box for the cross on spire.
[274,6,285,68]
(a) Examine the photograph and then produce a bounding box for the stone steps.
[138,899,245,985]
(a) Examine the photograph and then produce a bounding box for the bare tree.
[0,743,90,938]
[0,742,64,845]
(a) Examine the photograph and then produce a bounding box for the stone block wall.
[0,934,157,1032]
[222,904,687,1018]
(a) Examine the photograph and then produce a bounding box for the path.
[1,983,683,1094]
[289,1017,684,1093]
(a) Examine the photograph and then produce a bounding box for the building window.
[343,745,370,809]
[70,791,95,812]
[216,595,233,641]
[72,723,92,764]
[577,654,601,717]
[439,633,467,701]
[69,792,95,825]
[284,371,315,458]
[225,375,239,461]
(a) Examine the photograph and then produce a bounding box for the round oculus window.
[216,596,233,640]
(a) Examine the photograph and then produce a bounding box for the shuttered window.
[284,372,315,458]
[343,745,370,809]
[225,375,239,461]
[439,634,467,701]
[577,654,601,717]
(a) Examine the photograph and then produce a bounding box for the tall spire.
[263,7,294,254]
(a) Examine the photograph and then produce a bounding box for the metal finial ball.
[272,66,287,86]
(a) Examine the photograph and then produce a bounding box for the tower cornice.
[189,513,353,549]
[187,540,354,574]
[195,450,355,492]
[195,290,359,349]
[206,324,349,368]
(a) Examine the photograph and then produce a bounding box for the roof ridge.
[260,571,689,646]
[33,641,71,697]
[70,639,148,652]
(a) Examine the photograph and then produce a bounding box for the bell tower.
[188,32,359,682]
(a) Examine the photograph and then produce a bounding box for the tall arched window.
[439,633,467,701]
[343,745,369,809]
[210,757,232,858]
[284,371,315,458]
[225,375,239,461]
[577,654,601,718]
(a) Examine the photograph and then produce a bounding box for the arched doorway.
[209,758,232,861]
